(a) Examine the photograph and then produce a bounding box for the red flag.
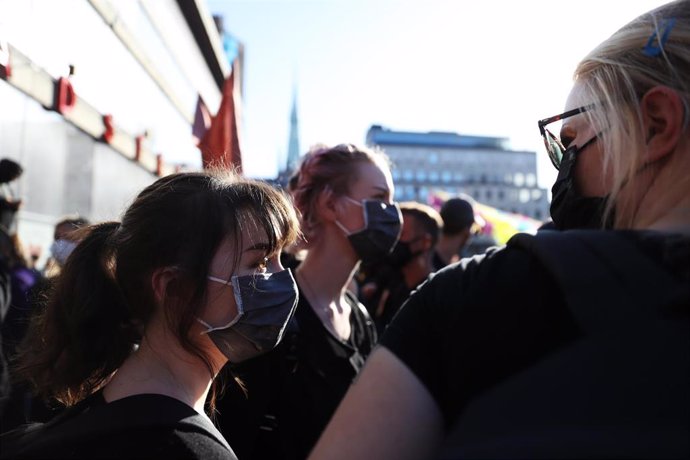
[0,38,10,79]
[198,60,242,173]
[192,95,211,146]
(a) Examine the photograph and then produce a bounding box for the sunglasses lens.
[544,129,565,170]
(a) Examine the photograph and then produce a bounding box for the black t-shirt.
[0,392,236,459]
[217,286,377,460]
[431,250,447,272]
[380,231,690,430]
[370,270,428,336]
[382,242,582,427]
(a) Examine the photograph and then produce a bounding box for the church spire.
[286,88,300,173]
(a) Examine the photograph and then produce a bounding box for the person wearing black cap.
[432,196,476,270]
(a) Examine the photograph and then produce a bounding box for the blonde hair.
[574,0,690,227]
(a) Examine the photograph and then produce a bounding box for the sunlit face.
[561,82,612,197]
[337,160,395,233]
[198,219,284,334]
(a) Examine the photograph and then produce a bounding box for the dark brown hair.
[400,201,443,247]
[13,170,299,411]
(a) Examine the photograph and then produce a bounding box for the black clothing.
[0,255,11,418]
[0,392,236,459]
[217,286,377,460]
[431,250,447,272]
[381,230,689,428]
[431,235,498,272]
[437,230,690,459]
[1,269,52,432]
[369,270,426,335]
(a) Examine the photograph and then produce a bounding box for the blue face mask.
[197,268,298,363]
[335,196,403,264]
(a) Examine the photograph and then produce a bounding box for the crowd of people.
[0,1,688,458]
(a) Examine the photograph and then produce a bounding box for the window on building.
[420,186,429,200]
[416,170,427,181]
[429,170,439,182]
[441,170,452,183]
[498,189,505,201]
[514,172,525,187]
[526,173,536,187]
[519,189,530,203]
[486,189,493,200]
[531,189,543,201]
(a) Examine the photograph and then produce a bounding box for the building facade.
[366,125,550,221]
[0,0,235,261]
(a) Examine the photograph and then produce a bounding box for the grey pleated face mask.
[197,268,298,363]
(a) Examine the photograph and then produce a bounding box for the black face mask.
[337,198,402,265]
[387,237,423,268]
[550,145,613,230]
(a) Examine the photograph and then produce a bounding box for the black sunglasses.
[538,104,596,170]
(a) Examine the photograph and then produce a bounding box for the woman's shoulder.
[0,393,236,459]
[420,242,542,304]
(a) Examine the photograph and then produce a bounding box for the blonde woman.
[311,1,690,459]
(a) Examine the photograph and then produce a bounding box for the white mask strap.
[198,275,244,334]
[208,275,231,285]
[334,219,352,236]
[343,195,362,207]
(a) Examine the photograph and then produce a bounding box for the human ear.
[316,186,340,223]
[151,267,179,303]
[640,86,685,164]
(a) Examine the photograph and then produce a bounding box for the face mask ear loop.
[344,196,370,230]
[196,317,214,335]
[334,195,366,235]
[334,219,352,236]
[199,275,245,333]
[230,275,245,318]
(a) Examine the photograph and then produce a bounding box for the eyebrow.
[371,185,390,195]
[244,242,271,253]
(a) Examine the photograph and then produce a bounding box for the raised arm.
[309,346,445,460]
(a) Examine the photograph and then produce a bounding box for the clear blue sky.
[206,0,664,189]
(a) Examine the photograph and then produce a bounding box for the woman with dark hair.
[0,170,301,459]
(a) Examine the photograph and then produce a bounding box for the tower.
[286,89,300,173]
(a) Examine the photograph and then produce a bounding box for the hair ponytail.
[13,222,137,406]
